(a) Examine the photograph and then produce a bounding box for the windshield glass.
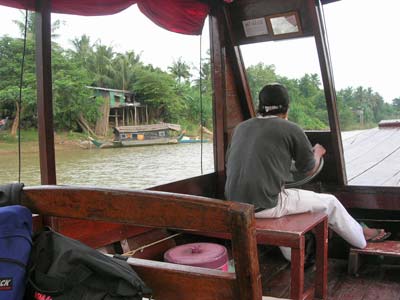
[325,0,400,187]
[241,37,328,130]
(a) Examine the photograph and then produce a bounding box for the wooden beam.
[307,0,347,185]
[223,6,255,120]
[209,9,227,198]
[230,207,262,300]
[124,257,236,300]
[35,0,56,184]
[22,186,239,233]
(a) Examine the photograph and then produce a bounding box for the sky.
[0,0,399,102]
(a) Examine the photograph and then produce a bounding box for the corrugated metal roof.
[115,123,181,133]
[86,86,134,95]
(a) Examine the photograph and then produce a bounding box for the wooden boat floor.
[258,247,400,299]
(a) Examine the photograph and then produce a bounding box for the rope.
[121,233,182,257]
[199,34,204,174]
[18,10,28,183]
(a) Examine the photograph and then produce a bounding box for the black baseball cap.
[258,83,290,114]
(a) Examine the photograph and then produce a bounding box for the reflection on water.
[0,143,214,189]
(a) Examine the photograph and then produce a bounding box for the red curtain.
[0,0,210,35]
[138,0,209,35]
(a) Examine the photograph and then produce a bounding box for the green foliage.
[168,57,191,84]
[133,66,184,122]
[247,63,278,109]
[0,36,36,125]
[247,66,329,129]
[0,34,98,131]
[52,47,95,129]
[109,51,142,90]
[2,15,399,136]
[245,63,399,130]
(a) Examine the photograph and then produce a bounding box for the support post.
[36,0,56,184]
[210,8,228,198]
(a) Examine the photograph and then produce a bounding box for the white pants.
[255,189,367,252]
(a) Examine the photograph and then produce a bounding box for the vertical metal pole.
[36,0,56,184]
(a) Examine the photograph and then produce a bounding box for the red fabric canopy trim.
[138,0,209,35]
[0,0,210,35]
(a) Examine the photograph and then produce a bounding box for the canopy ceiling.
[0,0,339,35]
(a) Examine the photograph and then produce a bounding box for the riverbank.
[0,130,88,154]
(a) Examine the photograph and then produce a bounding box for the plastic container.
[164,242,228,271]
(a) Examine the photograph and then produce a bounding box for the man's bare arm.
[306,143,326,176]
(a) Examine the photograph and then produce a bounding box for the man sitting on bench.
[225,83,390,257]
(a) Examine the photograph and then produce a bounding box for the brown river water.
[0,143,214,189]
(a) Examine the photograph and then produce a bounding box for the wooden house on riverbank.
[88,86,149,136]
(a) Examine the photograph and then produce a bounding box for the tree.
[70,34,93,65]
[109,51,142,90]
[134,66,183,122]
[0,36,36,135]
[13,10,64,41]
[246,63,278,108]
[52,46,97,130]
[190,54,213,129]
[168,57,191,84]
[86,42,115,87]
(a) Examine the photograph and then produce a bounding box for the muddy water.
[0,143,214,189]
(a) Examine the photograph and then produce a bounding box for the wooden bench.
[348,241,400,276]
[22,185,290,300]
[256,213,328,300]
[194,212,328,300]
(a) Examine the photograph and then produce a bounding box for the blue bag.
[0,205,32,300]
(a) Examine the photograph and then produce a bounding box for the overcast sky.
[0,0,399,102]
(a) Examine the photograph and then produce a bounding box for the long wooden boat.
[1,0,400,299]
[89,123,182,148]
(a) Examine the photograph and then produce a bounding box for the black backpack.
[26,228,152,300]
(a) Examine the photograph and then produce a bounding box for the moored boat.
[178,135,210,144]
[89,123,182,148]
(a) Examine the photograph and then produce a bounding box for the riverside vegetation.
[1,12,400,149]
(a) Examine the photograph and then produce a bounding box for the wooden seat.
[255,212,328,300]
[348,241,400,275]
[194,212,328,300]
[22,185,286,300]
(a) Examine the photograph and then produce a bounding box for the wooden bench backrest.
[22,185,262,300]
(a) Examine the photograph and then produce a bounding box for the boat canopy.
[0,0,340,35]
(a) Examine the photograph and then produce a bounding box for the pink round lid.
[164,243,228,269]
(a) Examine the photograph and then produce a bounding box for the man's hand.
[306,144,326,176]
[313,143,326,158]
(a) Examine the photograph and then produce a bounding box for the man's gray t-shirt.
[225,117,315,209]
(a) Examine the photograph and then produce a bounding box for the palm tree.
[109,51,143,90]
[87,42,115,87]
[13,11,64,40]
[168,57,191,84]
[70,35,93,65]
